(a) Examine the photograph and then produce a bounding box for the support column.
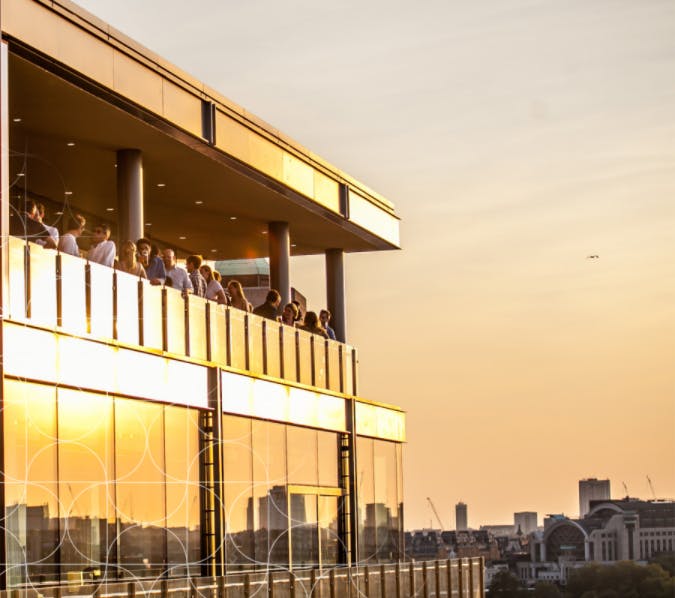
[268,221,290,308]
[117,149,144,244]
[326,248,346,343]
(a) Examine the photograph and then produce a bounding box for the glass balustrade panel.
[247,314,264,375]
[187,294,207,361]
[115,271,139,345]
[209,304,228,367]
[327,340,341,393]
[265,321,281,379]
[229,307,247,370]
[58,253,87,335]
[29,242,57,327]
[88,261,114,339]
[140,280,163,350]
[313,337,327,390]
[8,236,27,320]
[297,329,313,386]
[165,287,186,355]
[281,326,297,383]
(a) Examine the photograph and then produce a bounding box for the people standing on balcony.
[116,240,147,278]
[280,302,298,326]
[227,280,252,312]
[253,289,281,320]
[292,299,304,325]
[58,214,86,257]
[299,311,329,338]
[35,203,60,248]
[88,223,116,267]
[186,255,207,298]
[10,199,56,248]
[162,248,193,294]
[136,238,165,285]
[199,265,228,305]
[319,309,337,340]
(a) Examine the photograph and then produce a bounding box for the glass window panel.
[58,336,116,392]
[229,308,247,370]
[165,287,186,355]
[252,420,287,567]
[115,399,166,578]
[9,236,27,320]
[281,325,297,383]
[356,437,375,563]
[287,426,317,486]
[3,380,59,586]
[222,415,254,569]
[313,337,327,390]
[187,295,207,361]
[297,330,312,386]
[209,304,228,366]
[2,323,58,382]
[396,444,404,557]
[264,320,281,379]
[290,494,317,569]
[327,340,341,393]
[165,407,201,577]
[318,495,339,567]
[57,389,114,581]
[29,242,57,327]
[58,252,87,335]
[344,346,354,396]
[317,431,339,488]
[248,314,264,375]
[374,440,399,561]
[140,280,163,351]
[88,261,114,339]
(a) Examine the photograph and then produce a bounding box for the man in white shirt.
[58,214,86,256]
[162,248,193,295]
[35,203,60,248]
[88,223,116,267]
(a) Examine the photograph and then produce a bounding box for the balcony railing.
[6,237,358,396]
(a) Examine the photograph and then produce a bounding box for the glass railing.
[6,237,358,396]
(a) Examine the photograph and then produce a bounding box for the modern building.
[456,502,468,531]
[514,512,538,535]
[518,499,675,586]
[0,0,407,589]
[579,478,611,517]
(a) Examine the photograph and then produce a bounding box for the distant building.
[514,512,538,535]
[404,528,500,562]
[456,502,468,531]
[480,524,515,537]
[579,478,611,517]
[519,498,675,586]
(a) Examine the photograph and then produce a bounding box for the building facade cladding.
[0,0,406,589]
[578,478,610,518]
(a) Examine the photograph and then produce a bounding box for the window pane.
[317,431,339,488]
[115,399,166,578]
[290,494,317,568]
[3,381,59,586]
[356,437,374,562]
[374,440,398,561]
[287,426,317,486]
[165,407,201,577]
[222,415,254,569]
[57,389,114,581]
[318,495,339,567]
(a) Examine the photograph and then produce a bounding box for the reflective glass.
[252,420,287,566]
[247,314,264,375]
[317,431,339,488]
[58,252,87,334]
[140,280,163,350]
[281,326,298,383]
[8,236,27,320]
[165,407,201,576]
[313,337,327,390]
[29,242,57,327]
[222,415,254,569]
[264,320,281,379]
[374,440,399,561]
[344,346,354,396]
[289,494,317,568]
[318,496,339,567]
[209,304,228,366]
[115,272,140,345]
[115,399,166,577]
[187,294,207,361]
[287,426,317,486]
[229,307,247,370]
[356,437,375,562]
[326,340,341,393]
[297,330,312,386]
[88,261,114,339]
[165,287,186,355]
[57,389,114,580]
[3,381,59,586]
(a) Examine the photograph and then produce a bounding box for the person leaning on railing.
[199,264,228,305]
[227,279,252,312]
[115,240,147,278]
[137,237,165,285]
[186,255,207,298]
[88,223,116,267]
[58,214,86,257]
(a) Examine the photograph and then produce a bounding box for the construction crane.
[426,497,446,531]
[622,481,629,497]
[647,476,656,499]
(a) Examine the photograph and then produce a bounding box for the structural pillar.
[268,221,290,308]
[117,149,144,244]
[325,248,346,343]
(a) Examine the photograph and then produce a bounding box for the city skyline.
[73,0,675,529]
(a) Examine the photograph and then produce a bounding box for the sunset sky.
[76,0,675,530]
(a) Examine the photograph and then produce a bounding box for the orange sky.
[77,0,675,529]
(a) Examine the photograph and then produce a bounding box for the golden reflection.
[115,271,139,345]
[59,253,87,334]
[209,303,228,366]
[229,307,247,370]
[251,378,288,422]
[29,242,57,326]
[348,189,400,247]
[248,314,264,375]
[355,402,406,442]
[296,330,312,386]
[3,322,58,381]
[187,295,207,360]
[165,288,186,355]
[265,321,281,378]
[8,236,27,320]
[88,261,114,339]
[58,335,116,391]
[140,280,163,350]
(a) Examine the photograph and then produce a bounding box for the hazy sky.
[76,0,675,529]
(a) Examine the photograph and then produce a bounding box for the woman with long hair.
[116,240,147,278]
[280,302,298,326]
[227,279,252,312]
[199,264,228,305]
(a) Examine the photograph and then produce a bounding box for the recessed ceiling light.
[195,200,203,205]
[229,216,237,220]
[211,249,217,253]
[291,244,297,248]
[67,142,75,147]
[17,173,24,177]
[145,222,152,227]
[64,191,73,196]
[55,211,63,216]
[106,207,115,212]
[262,231,268,235]
[179,236,186,240]
[157,183,166,188]
[12,118,21,123]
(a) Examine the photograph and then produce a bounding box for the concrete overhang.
[2,0,400,259]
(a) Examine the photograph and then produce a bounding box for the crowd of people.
[11,201,338,339]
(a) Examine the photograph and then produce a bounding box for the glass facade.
[3,380,201,586]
